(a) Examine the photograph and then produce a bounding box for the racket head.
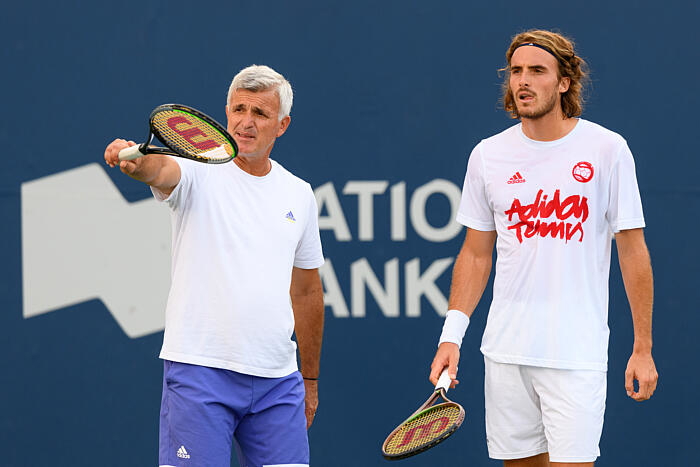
[382,389,465,460]
[149,104,237,163]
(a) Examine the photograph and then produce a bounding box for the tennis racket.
[382,369,465,460]
[119,104,237,164]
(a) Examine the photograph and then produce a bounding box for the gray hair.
[227,65,293,120]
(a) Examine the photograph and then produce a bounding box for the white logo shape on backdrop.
[21,164,172,338]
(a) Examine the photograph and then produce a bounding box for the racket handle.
[118,145,146,161]
[436,368,453,393]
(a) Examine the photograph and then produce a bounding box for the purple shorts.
[158,360,309,467]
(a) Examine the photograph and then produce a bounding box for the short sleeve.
[455,144,496,231]
[606,142,645,233]
[150,157,199,209]
[293,185,325,269]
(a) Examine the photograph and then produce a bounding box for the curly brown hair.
[501,30,589,119]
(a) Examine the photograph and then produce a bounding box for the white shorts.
[484,357,606,463]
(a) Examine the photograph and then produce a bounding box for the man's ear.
[559,76,571,94]
[277,115,291,137]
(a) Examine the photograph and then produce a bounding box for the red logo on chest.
[504,189,589,243]
[507,172,526,184]
[572,161,594,183]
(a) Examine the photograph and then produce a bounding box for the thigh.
[234,372,309,467]
[532,367,606,464]
[504,453,550,467]
[484,357,548,460]
[159,360,242,467]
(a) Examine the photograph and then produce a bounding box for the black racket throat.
[137,134,175,157]
[140,133,155,153]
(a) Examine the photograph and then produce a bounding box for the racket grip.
[118,145,146,161]
[436,368,453,392]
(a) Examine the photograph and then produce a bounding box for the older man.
[104,65,324,467]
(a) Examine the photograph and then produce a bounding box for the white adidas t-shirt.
[152,158,324,377]
[458,119,645,371]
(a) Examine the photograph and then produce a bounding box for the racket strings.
[384,404,463,455]
[151,110,234,160]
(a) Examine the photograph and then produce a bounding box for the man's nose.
[240,111,255,127]
[517,74,530,88]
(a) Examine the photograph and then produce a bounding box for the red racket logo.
[396,416,450,448]
[167,116,219,150]
[572,161,594,183]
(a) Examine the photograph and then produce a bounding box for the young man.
[104,65,324,467]
[429,30,658,466]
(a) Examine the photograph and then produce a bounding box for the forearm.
[617,230,654,352]
[123,154,181,194]
[291,273,324,378]
[430,229,494,384]
[621,251,654,352]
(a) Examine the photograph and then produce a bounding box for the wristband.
[438,309,470,349]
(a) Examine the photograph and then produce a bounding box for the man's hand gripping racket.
[382,368,465,460]
[107,104,237,169]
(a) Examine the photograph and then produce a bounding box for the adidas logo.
[507,172,526,184]
[177,446,191,459]
[285,211,296,222]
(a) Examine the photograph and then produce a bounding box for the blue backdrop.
[2,1,698,466]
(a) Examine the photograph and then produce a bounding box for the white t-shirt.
[457,119,645,371]
[152,157,324,377]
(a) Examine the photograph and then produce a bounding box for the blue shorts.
[159,360,309,467]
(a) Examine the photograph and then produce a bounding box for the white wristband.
[438,309,470,349]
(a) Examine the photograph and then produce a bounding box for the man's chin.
[516,100,559,120]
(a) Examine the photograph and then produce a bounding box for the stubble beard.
[515,89,560,120]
